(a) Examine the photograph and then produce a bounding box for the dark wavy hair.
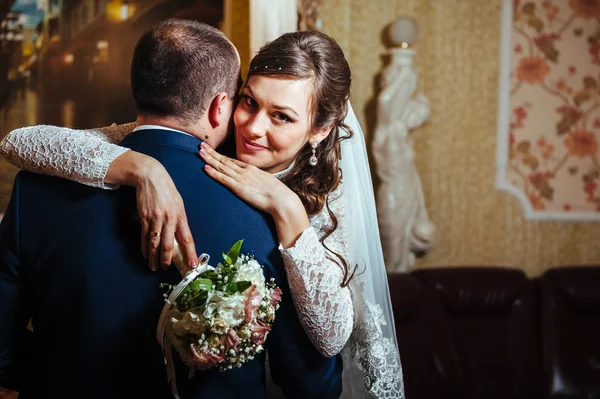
[247,31,355,286]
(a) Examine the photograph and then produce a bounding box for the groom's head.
[130,19,240,147]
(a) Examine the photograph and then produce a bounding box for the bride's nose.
[245,112,269,139]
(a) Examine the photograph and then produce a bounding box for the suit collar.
[119,128,203,154]
[133,124,195,137]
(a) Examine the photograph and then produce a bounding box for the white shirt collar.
[133,124,195,138]
[134,124,296,179]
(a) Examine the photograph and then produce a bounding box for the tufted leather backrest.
[411,267,540,399]
[541,267,600,398]
[388,273,463,399]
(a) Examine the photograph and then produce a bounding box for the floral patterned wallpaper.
[503,0,600,219]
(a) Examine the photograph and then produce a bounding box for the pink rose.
[250,320,271,345]
[184,344,224,371]
[224,329,240,351]
[270,287,282,306]
[244,285,262,323]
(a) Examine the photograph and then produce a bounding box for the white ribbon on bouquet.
[157,253,214,399]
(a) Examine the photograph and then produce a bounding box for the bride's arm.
[278,185,354,358]
[0,123,198,271]
[199,143,354,357]
[0,123,135,189]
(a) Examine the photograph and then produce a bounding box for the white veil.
[266,102,404,398]
[339,102,404,398]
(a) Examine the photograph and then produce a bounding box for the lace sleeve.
[0,123,135,189]
[278,185,354,358]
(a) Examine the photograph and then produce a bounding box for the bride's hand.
[199,142,311,247]
[199,142,295,214]
[133,156,198,271]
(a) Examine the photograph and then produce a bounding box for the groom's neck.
[135,115,206,140]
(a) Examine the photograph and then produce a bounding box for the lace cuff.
[0,126,130,190]
[278,225,353,357]
[279,227,322,262]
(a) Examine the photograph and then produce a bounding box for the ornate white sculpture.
[373,17,435,273]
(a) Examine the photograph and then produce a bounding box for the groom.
[0,20,342,398]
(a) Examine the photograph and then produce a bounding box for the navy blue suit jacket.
[0,128,342,399]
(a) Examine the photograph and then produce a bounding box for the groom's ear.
[207,92,229,128]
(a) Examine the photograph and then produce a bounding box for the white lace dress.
[0,124,403,398]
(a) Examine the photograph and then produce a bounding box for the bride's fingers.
[199,142,222,162]
[148,222,163,272]
[140,218,151,266]
[228,158,248,168]
[204,164,242,192]
[175,218,197,269]
[198,143,244,171]
[160,222,176,271]
[199,149,239,178]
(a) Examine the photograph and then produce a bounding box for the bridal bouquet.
[158,240,282,376]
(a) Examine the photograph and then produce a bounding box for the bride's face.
[234,75,315,174]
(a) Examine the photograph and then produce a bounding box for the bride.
[1,30,403,398]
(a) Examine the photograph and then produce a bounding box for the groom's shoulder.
[183,171,276,230]
[13,170,67,190]
[14,170,93,192]
[12,171,103,205]
[193,172,268,217]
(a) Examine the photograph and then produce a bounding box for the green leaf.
[200,271,219,280]
[226,240,244,265]
[189,278,213,292]
[222,252,233,266]
[177,287,207,311]
[236,281,252,293]
[190,291,208,308]
[226,282,238,295]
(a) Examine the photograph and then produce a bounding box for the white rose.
[203,291,220,320]
[216,292,246,328]
[212,317,230,334]
[238,325,251,339]
[235,260,265,292]
[171,311,206,337]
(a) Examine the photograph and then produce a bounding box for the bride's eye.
[273,112,291,124]
[242,94,257,108]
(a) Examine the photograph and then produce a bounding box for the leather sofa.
[388,266,600,399]
[540,267,600,399]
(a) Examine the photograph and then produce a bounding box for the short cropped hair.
[130,19,239,125]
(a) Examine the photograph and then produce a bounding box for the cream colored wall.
[224,0,251,77]
[321,0,600,276]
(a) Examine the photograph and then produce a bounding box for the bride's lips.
[240,136,267,152]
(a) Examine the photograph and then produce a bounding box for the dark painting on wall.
[0,0,223,215]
